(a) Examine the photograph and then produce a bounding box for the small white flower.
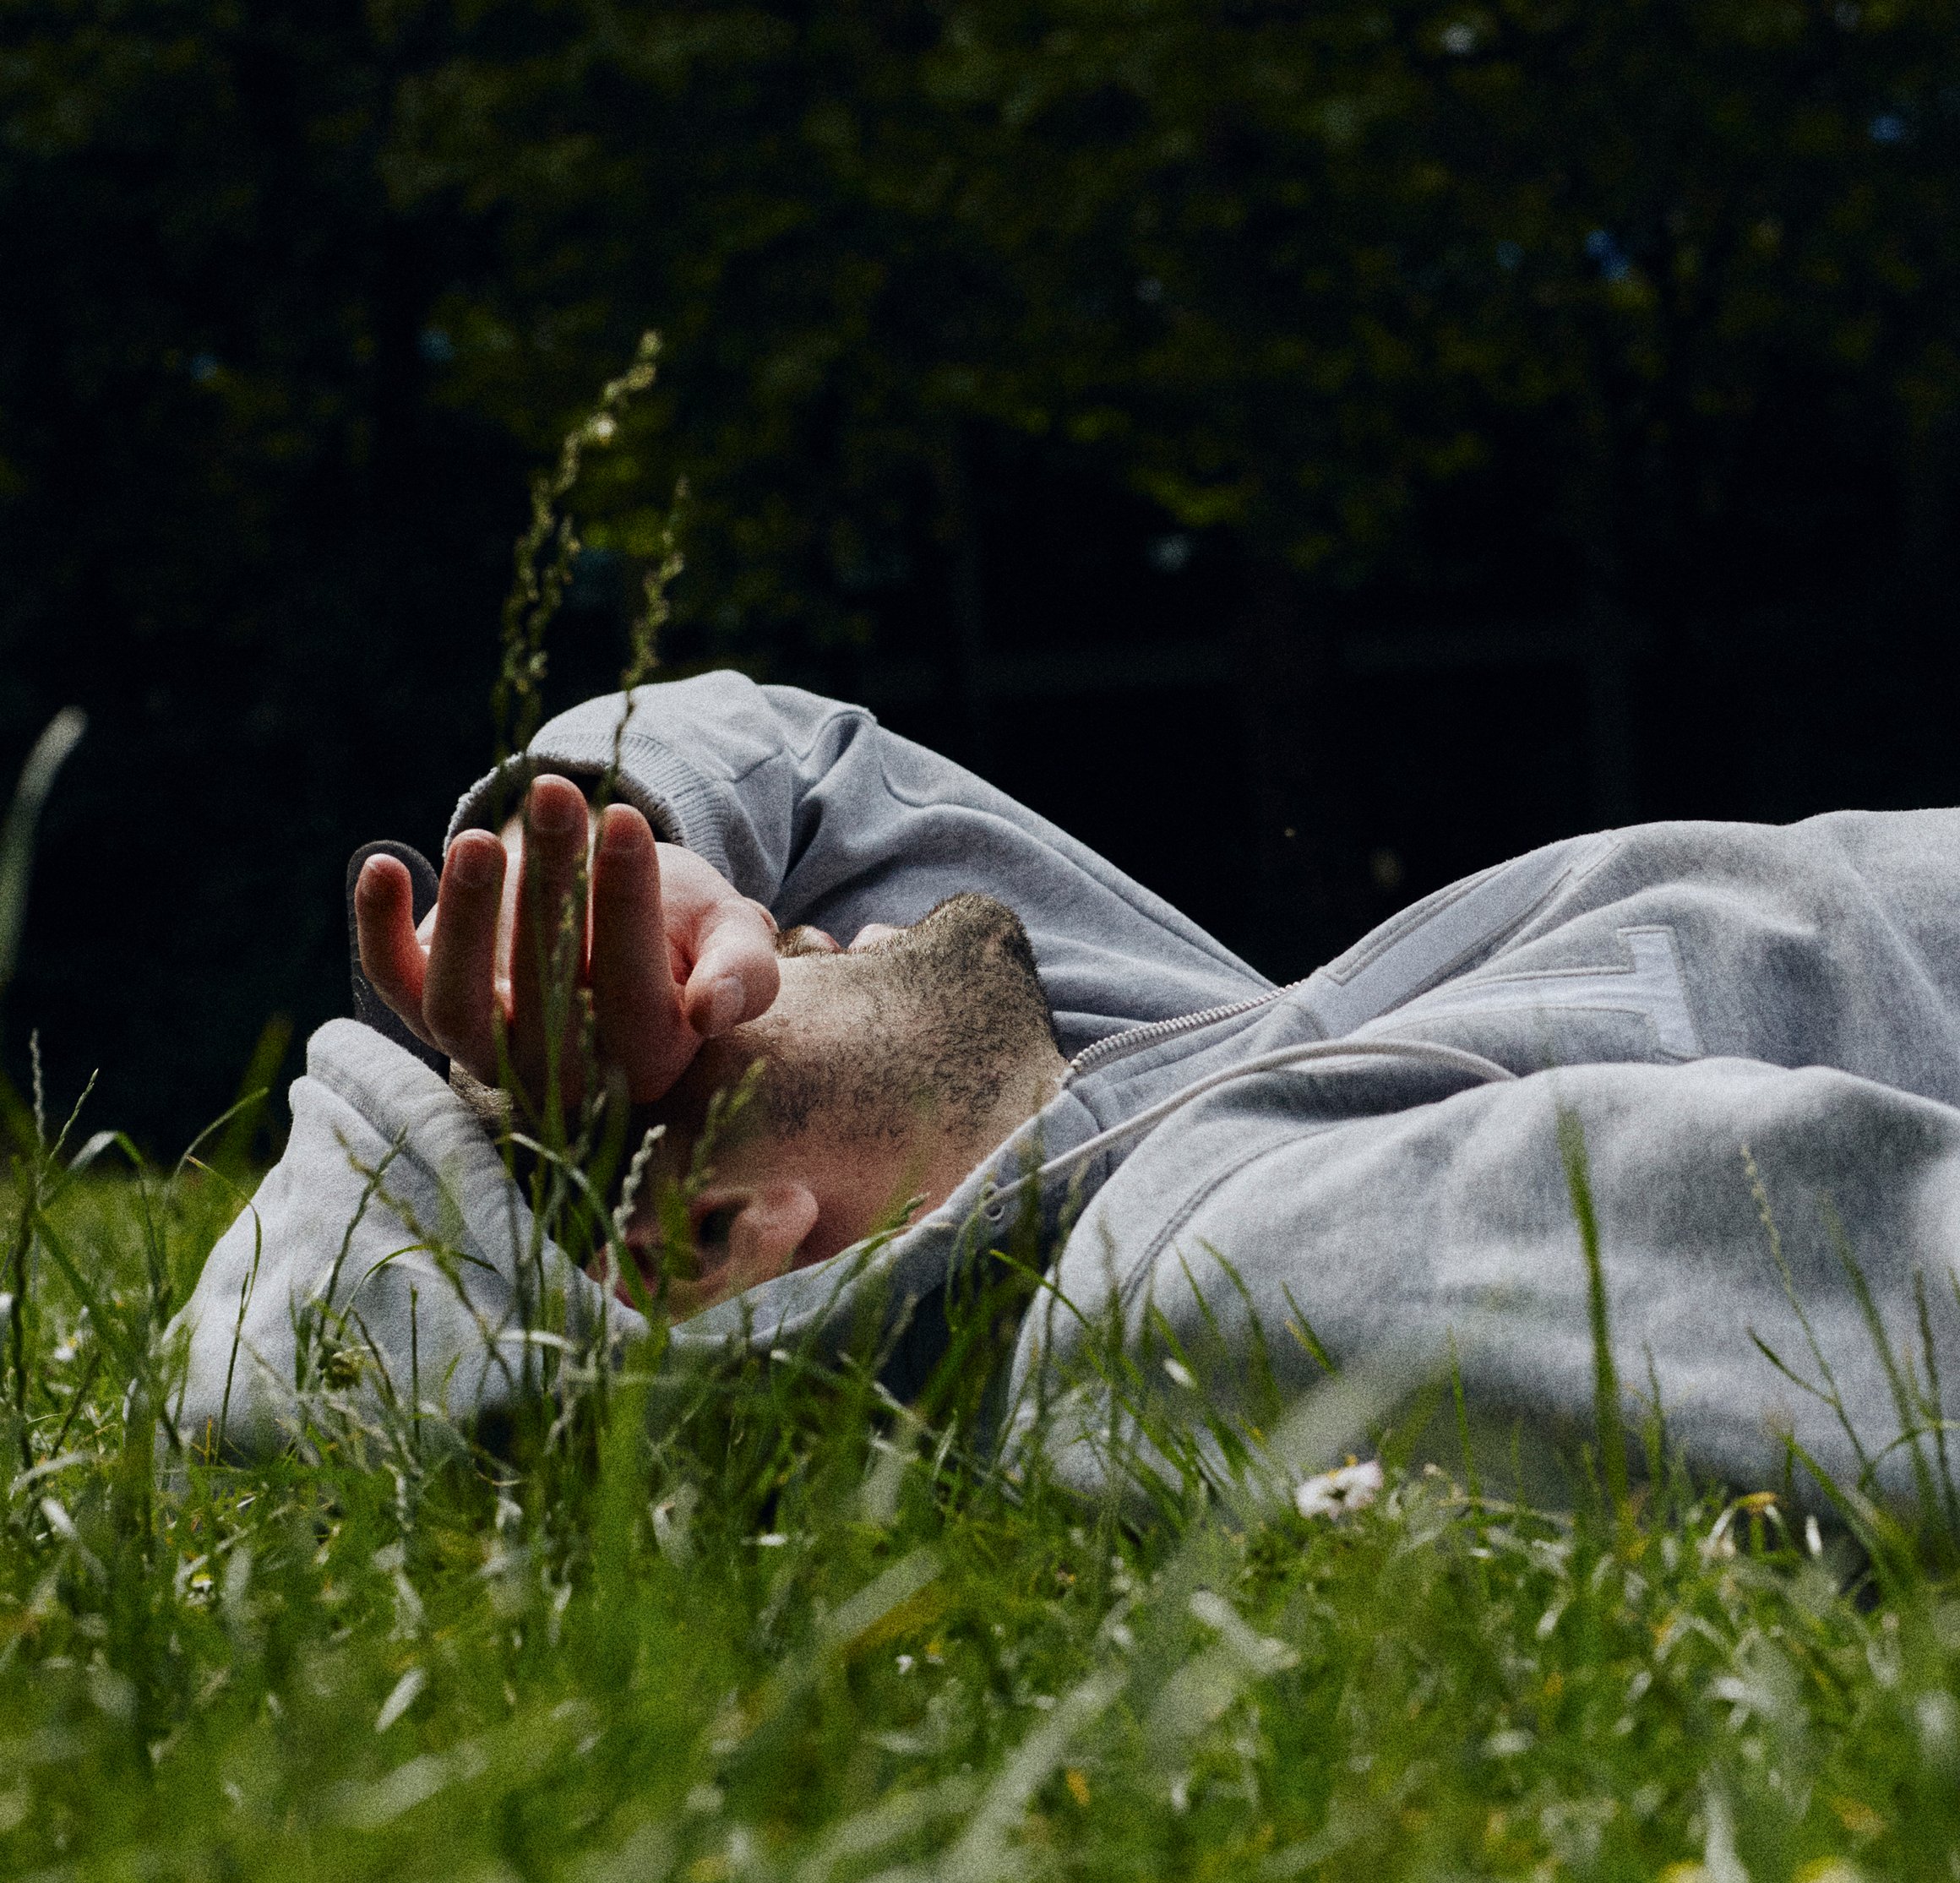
[895,1654,916,1675]
[1293,1458,1383,1521]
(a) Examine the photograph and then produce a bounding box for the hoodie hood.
[167,1020,635,1456]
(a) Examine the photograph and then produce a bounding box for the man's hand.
[354,774,779,1105]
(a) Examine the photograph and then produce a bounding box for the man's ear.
[719,1180,819,1287]
[655,1179,820,1321]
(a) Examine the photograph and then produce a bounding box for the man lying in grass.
[354,769,1070,1319]
[172,672,1960,1515]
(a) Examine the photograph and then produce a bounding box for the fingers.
[636,839,780,1040]
[681,896,781,1038]
[422,830,507,1076]
[402,775,775,1110]
[355,856,436,1047]
[589,803,693,1102]
[509,774,591,1084]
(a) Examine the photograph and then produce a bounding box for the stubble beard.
[751,893,1061,1157]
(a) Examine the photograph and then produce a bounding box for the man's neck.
[798,1046,1068,1263]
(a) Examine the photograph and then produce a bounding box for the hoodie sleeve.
[164,1020,641,1459]
[1007,1050,1960,1514]
[446,672,1271,1051]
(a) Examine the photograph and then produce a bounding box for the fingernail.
[527,779,582,833]
[449,838,498,888]
[597,805,641,855]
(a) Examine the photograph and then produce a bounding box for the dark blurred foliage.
[3,0,1958,1147]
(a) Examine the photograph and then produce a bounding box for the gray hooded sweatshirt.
[169,672,1960,1510]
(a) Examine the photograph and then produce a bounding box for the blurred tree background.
[3,0,1957,1148]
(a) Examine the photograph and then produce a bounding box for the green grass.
[3,1111,1960,1883]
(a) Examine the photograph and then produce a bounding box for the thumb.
[683,900,781,1037]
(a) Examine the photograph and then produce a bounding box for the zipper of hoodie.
[988,1032,1516,1224]
[1061,980,1306,1086]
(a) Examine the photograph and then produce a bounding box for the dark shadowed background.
[4,0,1958,1152]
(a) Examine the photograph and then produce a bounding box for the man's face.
[623,893,1065,1308]
[663,891,1060,1152]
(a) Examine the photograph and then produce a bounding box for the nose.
[848,922,902,951]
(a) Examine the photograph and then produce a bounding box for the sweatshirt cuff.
[445,712,735,884]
